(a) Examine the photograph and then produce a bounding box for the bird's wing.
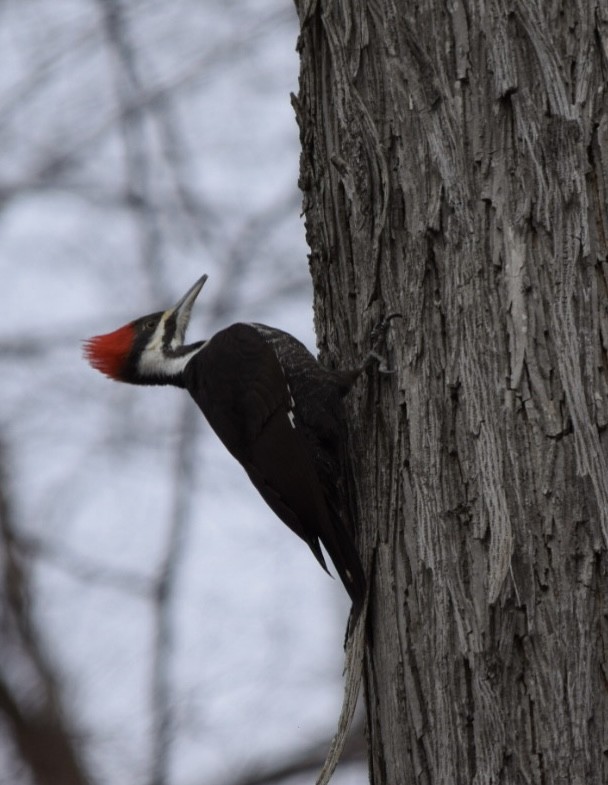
[182,323,334,572]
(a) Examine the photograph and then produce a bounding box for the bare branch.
[0,436,95,785]
[149,400,200,785]
[17,533,153,597]
[96,0,166,300]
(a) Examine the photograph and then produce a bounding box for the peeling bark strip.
[295,1,608,783]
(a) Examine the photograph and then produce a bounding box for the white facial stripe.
[138,341,203,379]
[147,315,168,352]
[168,309,185,350]
[147,307,189,352]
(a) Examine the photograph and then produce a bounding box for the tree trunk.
[294,2,608,783]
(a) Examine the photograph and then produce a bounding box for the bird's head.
[84,274,208,386]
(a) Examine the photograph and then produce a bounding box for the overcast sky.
[0,2,366,784]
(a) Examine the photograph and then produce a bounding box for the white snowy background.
[0,2,366,784]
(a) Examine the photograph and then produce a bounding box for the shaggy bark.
[294,1,608,783]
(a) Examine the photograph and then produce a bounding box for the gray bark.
[294,2,608,783]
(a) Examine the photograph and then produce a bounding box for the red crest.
[83,324,134,380]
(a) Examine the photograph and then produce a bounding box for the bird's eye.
[144,319,157,331]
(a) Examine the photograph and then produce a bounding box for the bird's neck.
[136,341,205,387]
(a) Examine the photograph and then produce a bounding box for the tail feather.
[321,508,366,617]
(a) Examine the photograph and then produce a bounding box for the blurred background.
[0,2,366,784]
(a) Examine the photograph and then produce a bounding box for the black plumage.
[84,275,366,614]
[183,323,366,610]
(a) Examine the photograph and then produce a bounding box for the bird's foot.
[370,312,402,346]
[365,313,401,374]
[366,350,395,374]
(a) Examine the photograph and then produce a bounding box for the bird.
[84,274,372,615]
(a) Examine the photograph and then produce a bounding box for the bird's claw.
[366,350,396,374]
[366,313,401,374]
[369,312,402,347]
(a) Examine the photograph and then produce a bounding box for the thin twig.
[96,0,165,301]
[216,719,366,785]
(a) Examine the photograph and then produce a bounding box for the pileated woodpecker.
[84,275,369,613]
